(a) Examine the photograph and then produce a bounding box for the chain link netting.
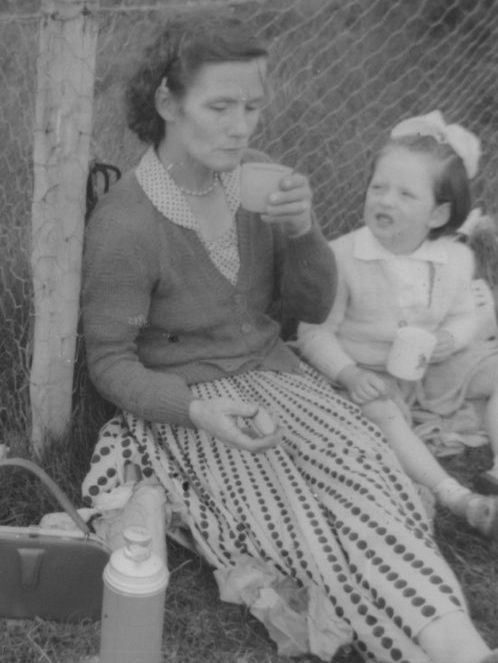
[2,0,498,443]
[0,2,37,440]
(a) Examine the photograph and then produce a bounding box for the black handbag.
[0,458,110,622]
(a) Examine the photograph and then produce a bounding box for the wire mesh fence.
[0,2,38,439]
[2,0,498,443]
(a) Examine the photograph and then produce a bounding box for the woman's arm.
[296,252,356,380]
[279,220,338,324]
[263,169,337,324]
[83,198,195,426]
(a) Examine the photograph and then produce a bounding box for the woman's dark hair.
[373,134,471,239]
[125,10,269,146]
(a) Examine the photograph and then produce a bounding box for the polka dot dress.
[83,365,466,663]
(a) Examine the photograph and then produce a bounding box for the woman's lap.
[244,370,465,626]
[83,367,466,663]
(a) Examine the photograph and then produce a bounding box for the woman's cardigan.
[82,170,336,426]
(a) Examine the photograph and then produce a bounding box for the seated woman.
[81,9,498,663]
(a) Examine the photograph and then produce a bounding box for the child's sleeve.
[439,243,479,349]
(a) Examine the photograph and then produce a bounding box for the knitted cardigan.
[82,163,336,426]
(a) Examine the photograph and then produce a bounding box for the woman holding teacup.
[82,10,498,663]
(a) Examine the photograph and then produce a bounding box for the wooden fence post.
[30,0,99,452]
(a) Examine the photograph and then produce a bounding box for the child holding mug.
[298,111,498,537]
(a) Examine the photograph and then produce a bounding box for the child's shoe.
[456,493,498,538]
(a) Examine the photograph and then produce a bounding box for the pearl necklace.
[167,165,220,197]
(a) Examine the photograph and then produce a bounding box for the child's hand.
[430,330,456,363]
[338,365,390,405]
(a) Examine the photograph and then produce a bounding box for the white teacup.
[240,162,293,213]
[386,326,437,381]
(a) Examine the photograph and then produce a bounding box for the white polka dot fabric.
[83,364,466,663]
[136,147,241,284]
[203,227,239,284]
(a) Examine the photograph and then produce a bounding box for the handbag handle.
[0,458,91,537]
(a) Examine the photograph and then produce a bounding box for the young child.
[298,110,498,537]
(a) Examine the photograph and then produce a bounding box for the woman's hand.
[188,398,281,452]
[261,172,312,236]
[338,365,390,405]
[430,330,456,363]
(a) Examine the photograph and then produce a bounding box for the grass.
[434,447,498,648]
[1,426,498,662]
[0,540,295,663]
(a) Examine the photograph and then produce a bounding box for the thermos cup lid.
[104,526,169,595]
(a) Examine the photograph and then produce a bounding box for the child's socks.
[434,477,498,538]
[434,477,470,508]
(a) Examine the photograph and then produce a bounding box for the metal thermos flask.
[99,526,169,663]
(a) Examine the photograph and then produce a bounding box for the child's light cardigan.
[298,226,478,381]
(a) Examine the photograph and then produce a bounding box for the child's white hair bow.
[390,110,481,179]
